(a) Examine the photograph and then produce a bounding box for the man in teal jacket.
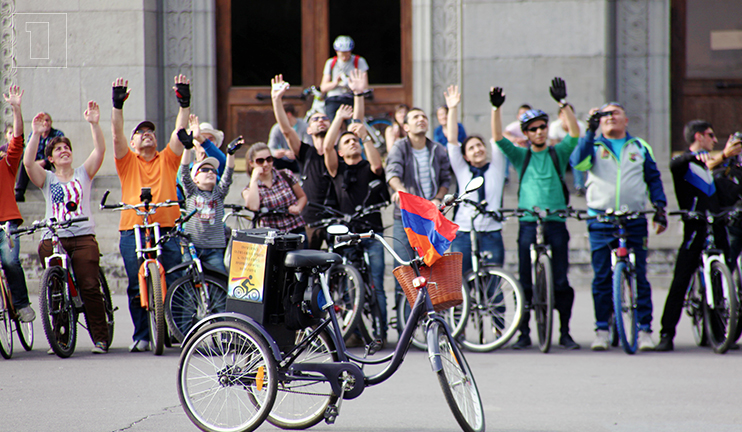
[570,102,667,351]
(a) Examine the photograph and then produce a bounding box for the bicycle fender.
[166,261,193,275]
[137,259,165,309]
[202,263,228,279]
[181,312,283,361]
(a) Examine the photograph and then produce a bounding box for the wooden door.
[216,0,412,165]
[671,0,742,152]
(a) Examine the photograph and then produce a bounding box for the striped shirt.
[412,146,434,199]
[181,164,234,249]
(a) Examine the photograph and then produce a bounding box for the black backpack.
[518,146,570,205]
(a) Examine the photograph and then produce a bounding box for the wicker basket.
[393,252,463,312]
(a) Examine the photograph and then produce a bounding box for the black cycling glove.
[653,206,668,229]
[587,111,605,133]
[112,85,129,109]
[549,77,567,103]
[177,128,194,150]
[174,83,191,108]
[489,87,505,108]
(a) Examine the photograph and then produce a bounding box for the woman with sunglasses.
[242,143,307,237]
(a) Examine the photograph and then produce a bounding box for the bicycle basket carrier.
[225,228,312,351]
[394,252,463,312]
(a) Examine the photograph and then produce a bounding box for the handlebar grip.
[335,234,359,243]
[68,216,89,224]
[10,226,28,235]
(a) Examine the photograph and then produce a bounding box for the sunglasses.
[134,129,155,136]
[310,116,329,123]
[599,101,625,111]
[526,124,548,133]
[704,131,716,139]
[253,156,274,165]
[198,167,217,174]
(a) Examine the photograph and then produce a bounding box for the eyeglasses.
[253,156,274,165]
[601,110,620,118]
[198,167,217,174]
[134,129,155,136]
[526,124,548,133]
[310,116,329,123]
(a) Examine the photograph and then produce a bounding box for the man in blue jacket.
[571,102,667,351]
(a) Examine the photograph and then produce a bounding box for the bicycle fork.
[700,252,729,309]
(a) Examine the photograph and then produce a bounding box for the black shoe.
[559,334,581,350]
[512,334,531,350]
[655,336,674,352]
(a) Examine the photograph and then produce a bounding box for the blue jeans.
[120,229,183,342]
[361,238,387,336]
[0,221,29,309]
[517,221,575,336]
[451,230,504,276]
[588,219,652,331]
[184,247,226,274]
[392,219,416,298]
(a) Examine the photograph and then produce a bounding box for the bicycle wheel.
[327,264,364,341]
[166,273,228,343]
[367,118,391,154]
[704,261,738,354]
[178,320,278,432]
[612,262,637,354]
[146,262,166,355]
[533,254,554,353]
[40,266,78,358]
[430,322,485,432]
[16,317,33,352]
[396,292,427,350]
[685,269,707,347]
[731,266,742,343]
[460,266,524,352]
[99,270,115,345]
[268,328,338,429]
[0,285,12,359]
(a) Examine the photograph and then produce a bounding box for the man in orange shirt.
[111,75,190,352]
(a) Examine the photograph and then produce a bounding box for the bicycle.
[671,208,739,353]
[581,207,658,354]
[176,180,485,432]
[308,200,390,349]
[12,214,115,358]
[101,188,180,355]
[0,222,34,359]
[447,200,524,352]
[159,209,229,343]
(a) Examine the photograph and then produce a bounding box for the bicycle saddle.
[284,250,342,269]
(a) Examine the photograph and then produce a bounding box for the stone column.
[0,0,17,127]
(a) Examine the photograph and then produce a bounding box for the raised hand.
[31,112,46,134]
[348,122,367,140]
[112,77,129,109]
[444,85,460,108]
[586,109,605,133]
[271,74,290,100]
[227,136,244,155]
[489,87,505,108]
[173,74,191,108]
[549,77,567,103]
[177,128,194,150]
[84,101,100,124]
[348,69,368,95]
[335,104,353,121]
[188,114,202,141]
[2,85,23,107]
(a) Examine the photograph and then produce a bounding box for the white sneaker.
[638,330,656,351]
[591,330,610,351]
[17,305,36,322]
[129,340,150,352]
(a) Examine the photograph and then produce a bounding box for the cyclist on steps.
[491,78,581,350]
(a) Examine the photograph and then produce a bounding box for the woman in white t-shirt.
[23,101,109,354]
[443,85,507,275]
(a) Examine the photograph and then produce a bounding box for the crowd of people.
[3,34,742,355]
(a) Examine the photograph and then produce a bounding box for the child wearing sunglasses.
[179,130,242,273]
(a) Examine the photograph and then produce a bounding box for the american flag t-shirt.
[50,179,83,221]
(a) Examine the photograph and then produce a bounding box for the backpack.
[329,55,360,75]
[518,146,570,206]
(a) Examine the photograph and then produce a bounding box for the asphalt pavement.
[2,289,741,432]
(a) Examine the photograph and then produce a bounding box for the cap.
[198,122,224,148]
[191,156,220,178]
[130,121,156,139]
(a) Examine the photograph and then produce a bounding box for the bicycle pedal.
[324,405,339,424]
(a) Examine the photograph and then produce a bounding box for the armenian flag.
[399,191,459,266]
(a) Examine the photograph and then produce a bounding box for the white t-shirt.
[448,141,505,232]
[322,55,369,98]
[548,118,587,142]
[41,166,95,239]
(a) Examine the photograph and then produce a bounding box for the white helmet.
[333,35,354,52]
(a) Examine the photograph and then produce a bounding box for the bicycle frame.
[134,221,167,310]
[696,213,729,310]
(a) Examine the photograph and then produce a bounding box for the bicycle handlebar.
[307,202,389,229]
[669,208,739,223]
[11,216,89,236]
[100,189,181,214]
[334,231,420,267]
